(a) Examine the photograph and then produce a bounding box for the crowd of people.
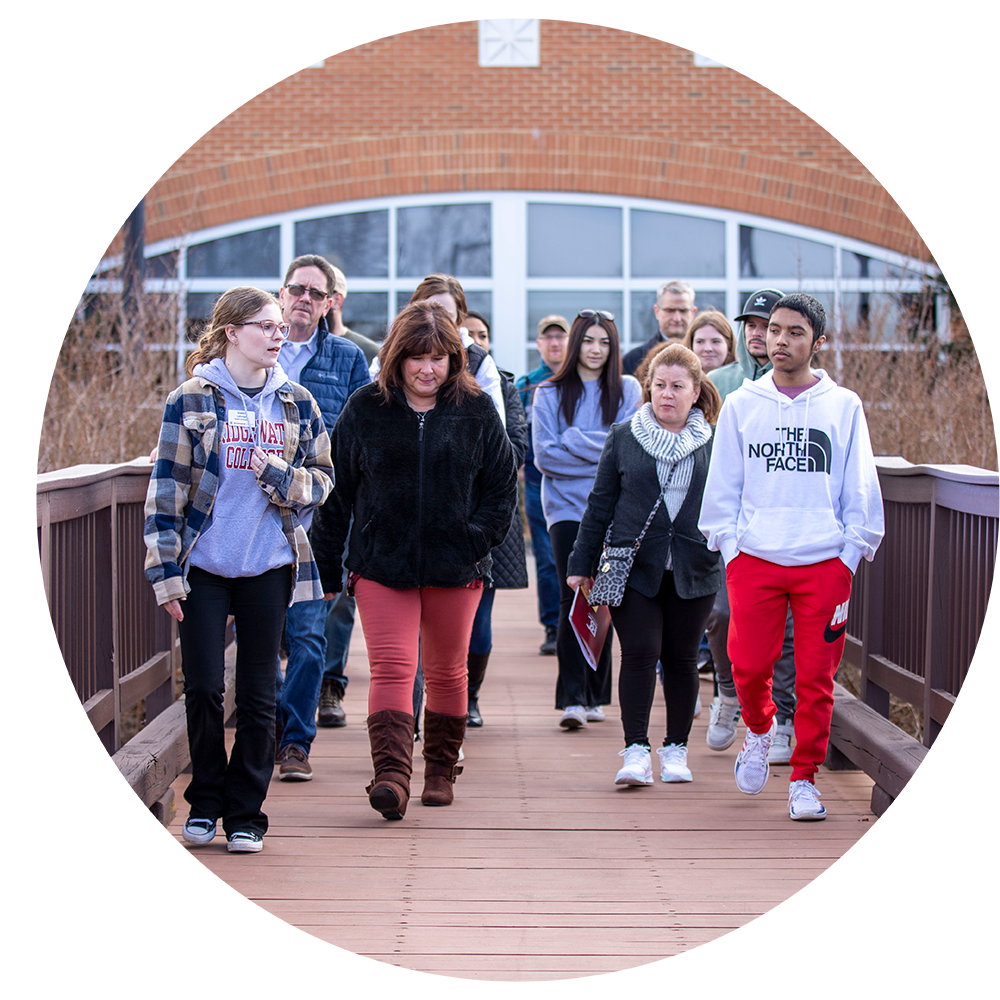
[143,267,885,853]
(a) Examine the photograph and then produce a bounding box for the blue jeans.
[468,587,496,655]
[524,476,559,629]
[321,527,356,695]
[276,597,328,752]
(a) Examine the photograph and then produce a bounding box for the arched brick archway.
[147,131,923,258]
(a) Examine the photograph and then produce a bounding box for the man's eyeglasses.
[538,332,568,341]
[284,283,330,302]
[240,321,290,337]
[578,309,615,322]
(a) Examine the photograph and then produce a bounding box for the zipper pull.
[417,411,426,442]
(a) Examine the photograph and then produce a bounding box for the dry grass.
[38,292,183,473]
[836,661,924,742]
[829,317,996,471]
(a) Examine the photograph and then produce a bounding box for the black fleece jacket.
[310,382,518,592]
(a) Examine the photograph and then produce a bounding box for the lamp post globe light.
[112,17,170,332]
[983,80,1000,128]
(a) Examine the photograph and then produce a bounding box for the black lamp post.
[112,17,170,321]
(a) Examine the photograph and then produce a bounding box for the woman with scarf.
[567,343,722,786]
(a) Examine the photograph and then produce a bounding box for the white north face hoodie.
[698,369,885,573]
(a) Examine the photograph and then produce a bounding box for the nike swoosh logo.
[824,622,848,643]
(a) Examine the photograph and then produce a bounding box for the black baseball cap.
[734,288,784,322]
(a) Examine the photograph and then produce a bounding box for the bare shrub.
[829,303,996,471]
[39,291,183,473]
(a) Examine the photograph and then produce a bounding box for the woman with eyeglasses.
[144,286,333,854]
[531,309,642,730]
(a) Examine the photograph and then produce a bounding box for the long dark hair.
[547,312,625,427]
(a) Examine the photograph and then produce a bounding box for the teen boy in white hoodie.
[699,293,884,820]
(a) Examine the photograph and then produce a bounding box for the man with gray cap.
[516,315,569,655]
[704,288,797,764]
[326,264,381,365]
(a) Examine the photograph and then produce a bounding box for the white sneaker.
[706,695,741,751]
[788,779,827,820]
[585,705,606,722]
[559,705,587,730]
[768,722,794,764]
[734,720,776,794]
[615,744,653,785]
[657,743,693,782]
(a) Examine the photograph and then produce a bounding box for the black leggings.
[549,519,613,710]
[609,574,715,748]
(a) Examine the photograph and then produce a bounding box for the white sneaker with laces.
[706,695,741,751]
[657,743,693,782]
[734,720,776,794]
[559,705,587,729]
[615,744,653,785]
[585,705,606,722]
[788,779,827,820]
[182,818,217,846]
[768,722,794,764]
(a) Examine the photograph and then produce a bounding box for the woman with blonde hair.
[144,286,333,853]
[310,300,517,819]
[567,343,722,786]
[683,309,736,374]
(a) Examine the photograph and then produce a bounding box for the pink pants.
[354,577,483,717]
[726,553,853,783]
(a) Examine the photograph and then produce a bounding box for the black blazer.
[567,421,721,600]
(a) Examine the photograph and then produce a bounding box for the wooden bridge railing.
[37,455,997,822]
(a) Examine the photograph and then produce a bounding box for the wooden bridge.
[37,458,1000,982]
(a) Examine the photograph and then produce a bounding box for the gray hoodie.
[187,357,296,579]
[707,321,772,402]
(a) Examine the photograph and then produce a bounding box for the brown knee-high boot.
[366,710,415,820]
[420,710,468,806]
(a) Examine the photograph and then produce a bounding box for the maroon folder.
[569,584,612,671]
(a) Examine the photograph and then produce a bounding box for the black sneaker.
[317,678,347,727]
[227,831,264,853]
[539,626,557,656]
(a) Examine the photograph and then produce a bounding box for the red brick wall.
[143,21,927,260]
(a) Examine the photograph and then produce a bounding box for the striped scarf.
[629,403,712,520]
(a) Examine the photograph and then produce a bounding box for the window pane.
[739,226,834,279]
[397,204,491,278]
[840,250,923,283]
[629,290,725,350]
[630,210,725,278]
[526,290,622,370]
[838,291,935,343]
[186,227,280,278]
[528,204,622,277]
[147,250,178,279]
[343,292,389,342]
[295,211,389,278]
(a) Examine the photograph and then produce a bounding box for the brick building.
[109,19,941,377]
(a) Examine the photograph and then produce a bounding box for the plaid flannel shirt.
[143,373,334,607]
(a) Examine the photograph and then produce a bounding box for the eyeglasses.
[538,331,568,341]
[240,321,289,337]
[284,283,330,302]
[578,309,615,322]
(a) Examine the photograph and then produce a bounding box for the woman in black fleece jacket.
[310,301,517,820]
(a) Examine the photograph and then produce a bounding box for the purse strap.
[602,460,678,552]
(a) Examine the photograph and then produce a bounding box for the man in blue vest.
[273,254,371,780]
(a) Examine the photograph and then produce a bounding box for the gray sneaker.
[706,695,741,751]
[182,818,217,846]
[734,720,776,795]
[768,721,794,764]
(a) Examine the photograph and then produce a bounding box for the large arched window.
[96,191,943,379]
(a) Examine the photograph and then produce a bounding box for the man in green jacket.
[704,287,798,766]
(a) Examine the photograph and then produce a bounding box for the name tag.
[228,409,256,429]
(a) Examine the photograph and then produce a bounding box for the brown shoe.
[366,710,415,820]
[420,710,467,806]
[317,678,347,727]
[276,744,313,781]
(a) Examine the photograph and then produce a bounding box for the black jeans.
[549,519,613,710]
[610,574,715,747]
[179,564,292,837]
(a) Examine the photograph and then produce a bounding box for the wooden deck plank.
[167,564,876,980]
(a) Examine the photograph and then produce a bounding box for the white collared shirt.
[279,327,319,384]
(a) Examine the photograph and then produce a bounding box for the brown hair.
[641,342,722,425]
[185,286,279,376]
[377,301,480,407]
[408,274,468,325]
[684,309,736,366]
[283,254,337,295]
[547,312,626,428]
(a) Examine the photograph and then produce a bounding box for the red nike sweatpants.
[726,553,853,783]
